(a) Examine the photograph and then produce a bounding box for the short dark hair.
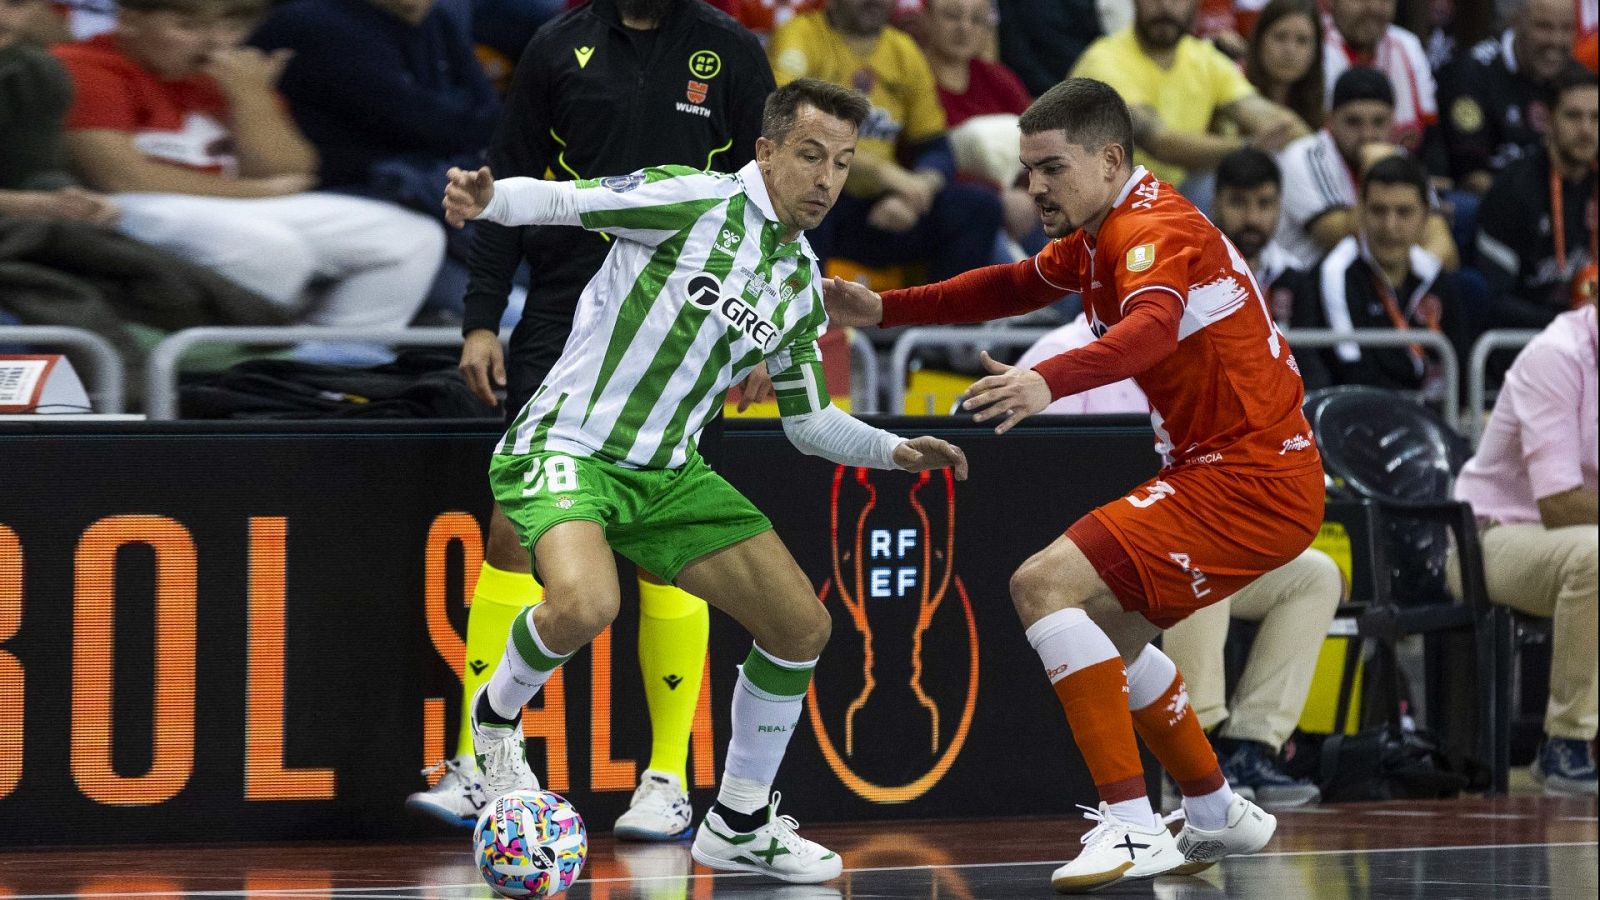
[761,79,871,143]
[1553,65,1599,109]
[1216,147,1282,193]
[1361,154,1429,205]
[1018,77,1134,166]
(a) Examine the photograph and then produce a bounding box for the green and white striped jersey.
[498,161,831,469]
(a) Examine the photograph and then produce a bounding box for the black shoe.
[1220,740,1320,807]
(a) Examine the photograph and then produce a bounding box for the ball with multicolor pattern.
[473,790,587,898]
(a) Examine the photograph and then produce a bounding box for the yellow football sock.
[636,578,709,786]
[457,562,542,759]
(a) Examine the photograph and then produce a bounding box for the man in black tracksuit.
[461,0,774,400]
[432,0,774,840]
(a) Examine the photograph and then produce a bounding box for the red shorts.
[1067,465,1325,629]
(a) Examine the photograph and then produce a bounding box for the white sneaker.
[1169,793,1277,875]
[691,793,843,884]
[471,684,538,802]
[614,769,694,841]
[404,756,487,826]
[1050,803,1181,894]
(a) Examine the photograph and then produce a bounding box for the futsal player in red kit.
[824,78,1326,893]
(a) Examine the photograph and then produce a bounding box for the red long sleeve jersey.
[882,167,1321,476]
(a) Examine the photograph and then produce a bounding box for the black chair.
[1304,385,1512,794]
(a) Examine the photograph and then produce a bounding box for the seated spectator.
[250,0,496,198]
[250,0,500,320]
[922,0,1041,253]
[1322,0,1437,157]
[1285,155,1468,394]
[53,0,445,358]
[1476,68,1598,330]
[1437,0,1586,196]
[2,0,289,401]
[0,0,116,221]
[769,0,1003,282]
[1244,0,1324,132]
[1211,147,1301,321]
[1451,298,1597,797]
[1276,68,1458,270]
[1071,0,1308,201]
[995,0,1101,98]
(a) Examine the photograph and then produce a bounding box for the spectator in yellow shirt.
[1072,0,1308,198]
[769,0,1003,280]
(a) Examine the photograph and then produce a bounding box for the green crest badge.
[689,50,722,79]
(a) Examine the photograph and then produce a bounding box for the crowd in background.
[1,0,1594,797]
[0,0,1595,382]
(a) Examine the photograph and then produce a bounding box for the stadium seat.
[1304,385,1513,794]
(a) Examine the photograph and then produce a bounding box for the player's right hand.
[821,277,884,327]
[458,328,505,408]
[893,436,969,481]
[444,166,495,228]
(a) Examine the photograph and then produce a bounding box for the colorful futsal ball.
[473,790,587,898]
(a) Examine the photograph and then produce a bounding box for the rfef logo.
[807,467,979,804]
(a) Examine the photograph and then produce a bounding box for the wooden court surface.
[0,795,1592,898]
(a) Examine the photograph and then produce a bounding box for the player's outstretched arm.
[444,165,585,229]
[821,277,884,327]
[960,351,1053,435]
[781,404,968,480]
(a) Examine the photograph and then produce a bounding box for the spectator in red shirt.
[53,0,445,360]
[923,0,1040,251]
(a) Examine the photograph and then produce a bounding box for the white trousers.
[114,191,445,331]
[1161,548,1345,749]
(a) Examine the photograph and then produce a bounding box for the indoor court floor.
[0,795,1593,899]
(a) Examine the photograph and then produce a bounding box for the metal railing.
[846,328,879,414]
[887,327,1052,414]
[145,326,469,420]
[0,326,126,414]
[1283,328,1461,415]
[1466,329,1539,444]
[885,326,1462,417]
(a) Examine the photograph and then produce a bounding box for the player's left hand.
[960,351,1051,435]
[737,362,773,412]
[893,436,969,481]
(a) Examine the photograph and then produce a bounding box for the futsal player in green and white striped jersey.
[442,79,967,885]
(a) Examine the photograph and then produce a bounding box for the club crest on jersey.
[685,272,781,351]
[600,174,644,193]
[1126,243,1157,273]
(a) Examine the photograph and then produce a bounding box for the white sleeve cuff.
[781,404,904,470]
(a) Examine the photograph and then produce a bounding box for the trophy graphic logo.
[806,466,980,803]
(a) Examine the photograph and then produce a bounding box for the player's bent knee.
[760,600,832,661]
[537,584,620,642]
[1010,554,1079,619]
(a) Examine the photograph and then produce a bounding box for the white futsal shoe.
[404,756,487,825]
[614,769,695,841]
[470,685,538,802]
[1169,793,1278,875]
[691,793,843,883]
[1050,802,1181,893]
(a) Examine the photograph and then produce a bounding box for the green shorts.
[488,449,772,584]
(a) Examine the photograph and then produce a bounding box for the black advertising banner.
[0,417,1157,845]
